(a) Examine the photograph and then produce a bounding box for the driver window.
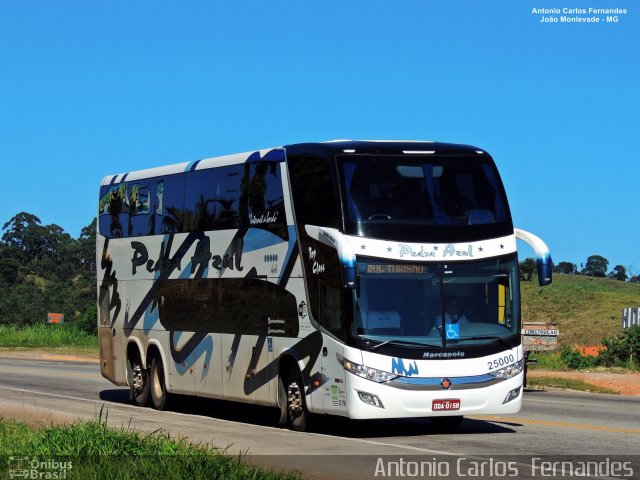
[320,285,346,340]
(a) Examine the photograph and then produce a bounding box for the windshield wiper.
[456,335,511,349]
[366,339,441,351]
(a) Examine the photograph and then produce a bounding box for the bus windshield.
[338,155,511,242]
[352,256,520,348]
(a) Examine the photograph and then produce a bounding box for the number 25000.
[488,354,515,371]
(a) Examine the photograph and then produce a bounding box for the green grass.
[0,413,301,480]
[527,376,619,394]
[521,274,640,346]
[528,351,567,370]
[0,324,98,352]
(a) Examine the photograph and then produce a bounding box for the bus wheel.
[150,353,170,411]
[286,370,309,432]
[130,354,150,407]
[431,416,463,429]
[277,375,288,426]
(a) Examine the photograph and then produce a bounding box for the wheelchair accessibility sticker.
[445,323,460,340]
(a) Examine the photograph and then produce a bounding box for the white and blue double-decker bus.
[97,140,551,431]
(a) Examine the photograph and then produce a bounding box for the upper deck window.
[98,160,288,240]
[338,155,512,242]
[288,155,341,229]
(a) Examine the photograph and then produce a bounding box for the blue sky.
[1,1,638,274]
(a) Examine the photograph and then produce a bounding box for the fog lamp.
[357,391,385,408]
[503,387,521,404]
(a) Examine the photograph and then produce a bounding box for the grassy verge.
[527,376,619,394]
[528,351,640,373]
[0,414,301,480]
[528,352,566,371]
[0,324,98,355]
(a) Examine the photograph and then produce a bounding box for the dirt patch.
[0,349,99,363]
[0,404,78,428]
[575,345,605,356]
[528,369,640,396]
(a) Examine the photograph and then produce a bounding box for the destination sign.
[366,264,425,274]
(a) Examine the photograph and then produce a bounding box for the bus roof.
[285,140,486,157]
[101,140,487,186]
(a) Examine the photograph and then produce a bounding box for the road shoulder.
[528,368,640,396]
[0,348,99,363]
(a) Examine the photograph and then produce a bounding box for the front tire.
[150,354,170,410]
[277,375,288,426]
[286,370,309,432]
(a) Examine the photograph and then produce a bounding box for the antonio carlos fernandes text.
[373,457,634,478]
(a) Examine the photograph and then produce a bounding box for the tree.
[519,258,536,281]
[2,212,83,278]
[78,218,96,271]
[0,245,20,285]
[608,265,628,282]
[553,261,577,275]
[583,255,609,277]
[0,212,97,332]
[2,212,45,263]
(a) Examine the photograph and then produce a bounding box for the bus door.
[321,334,347,415]
[319,284,348,415]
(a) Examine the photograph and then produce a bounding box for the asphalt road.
[0,355,639,479]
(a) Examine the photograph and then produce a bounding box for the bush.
[558,327,640,370]
[560,346,598,369]
[598,326,640,368]
[73,303,97,335]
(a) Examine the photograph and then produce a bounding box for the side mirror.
[515,228,552,286]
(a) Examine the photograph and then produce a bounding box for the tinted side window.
[245,161,287,239]
[302,237,347,341]
[98,184,128,238]
[183,165,245,232]
[216,165,244,230]
[320,285,346,340]
[155,175,186,235]
[185,169,219,232]
[289,155,340,228]
[127,181,154,237]
[157,278,299,336]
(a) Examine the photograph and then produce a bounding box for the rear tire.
[129,354,150,407]
[150,353,170,411]
[286,370,309,432]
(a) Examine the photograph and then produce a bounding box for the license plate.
[432,399,461,411]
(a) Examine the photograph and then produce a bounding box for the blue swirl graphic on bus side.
[172,331,214,380]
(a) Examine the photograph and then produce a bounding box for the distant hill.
[521,274,640,346]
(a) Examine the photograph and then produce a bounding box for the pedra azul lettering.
[131,236,243,276]
[131,236,182,275]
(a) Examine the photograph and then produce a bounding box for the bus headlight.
[337,354,399,383]
[489,358,525,379]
